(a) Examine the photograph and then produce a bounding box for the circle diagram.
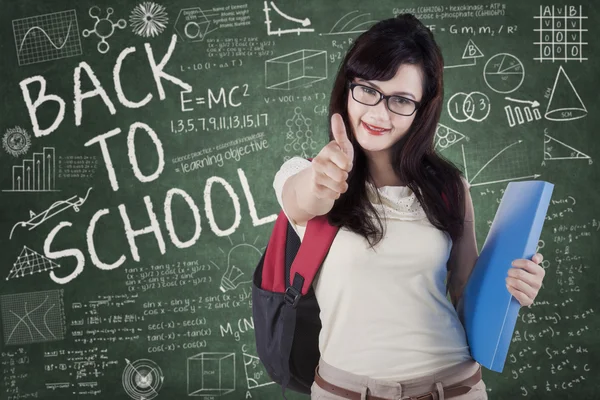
[447,91,491,122]
[483,54,524,94]
[122,358,164,400]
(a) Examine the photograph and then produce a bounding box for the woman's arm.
[273,157,338,228]
[447,177,478,317]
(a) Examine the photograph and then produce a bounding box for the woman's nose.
[369,100,392,121]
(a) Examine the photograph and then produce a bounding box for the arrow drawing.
[505,97,541,107]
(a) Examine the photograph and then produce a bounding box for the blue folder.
[462,180,554,372]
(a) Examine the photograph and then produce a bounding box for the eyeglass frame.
[347,81,421,116]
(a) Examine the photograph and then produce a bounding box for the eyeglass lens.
[352,85,416,116]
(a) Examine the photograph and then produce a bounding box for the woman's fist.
[309,113,354,200]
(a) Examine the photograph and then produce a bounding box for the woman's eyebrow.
[357,79,416,100]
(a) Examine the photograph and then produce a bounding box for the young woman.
[272,14,545,400]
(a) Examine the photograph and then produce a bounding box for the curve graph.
[1,290,65,345]
[12,9,82,66]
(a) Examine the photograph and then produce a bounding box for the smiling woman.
[346,65,424,159]
[269,13,494,400]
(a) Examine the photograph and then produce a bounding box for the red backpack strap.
[261,211,295,293]
[288,216,339,296]
[258,212,338,295]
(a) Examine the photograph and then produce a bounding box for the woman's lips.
[362,121,390,135]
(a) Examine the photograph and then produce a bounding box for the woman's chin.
[355,131,394,154]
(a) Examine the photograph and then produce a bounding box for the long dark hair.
[328,13,467,249]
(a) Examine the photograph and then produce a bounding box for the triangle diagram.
[6,246,60,280]
[243,353,275,389]
[462,39,484,60]
[544,134,590,160]
[435,123,467,151]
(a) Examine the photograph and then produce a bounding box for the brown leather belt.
[314,365,482,400]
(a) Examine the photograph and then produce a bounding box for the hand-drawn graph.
[9,187,93,240]
[2,126,31,157]
[444,39,484,69]
[243,353,275,389]
[82,6,127,54]
[122,358,164,400]
[320,10,378,36]
[188,352,235,396]
[504,97,542,127]
[130,2,169,38]
[263,1,313,36]
[435,124,467,151]
[461,141,540,188]
[1,289,65,346]
[544,65,587,121]
[483,53,525,94]
[543,133,592,164]
[174,7,218,42]
[3,147,56,192]
[12,9,82,66]
[534,5,587,62]
[283,107,318,160]
[265,50,327,90]
[6,246,61,280]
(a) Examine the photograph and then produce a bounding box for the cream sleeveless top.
[273,157,473,380]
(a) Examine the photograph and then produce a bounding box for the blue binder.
[462,180,554,372]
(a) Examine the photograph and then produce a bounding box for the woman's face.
[346,64,424,159]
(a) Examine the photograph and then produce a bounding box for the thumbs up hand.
[331,113,354,171]
[309,113,355,201]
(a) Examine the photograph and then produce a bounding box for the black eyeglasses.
[348,82,421,116]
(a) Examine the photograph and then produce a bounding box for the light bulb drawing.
[219,243,262,292]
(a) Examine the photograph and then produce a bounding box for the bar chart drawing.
[3,147,56,192]
[504,98,542,127]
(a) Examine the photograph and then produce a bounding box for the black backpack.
[252,210,339,398]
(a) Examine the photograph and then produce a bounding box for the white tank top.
[273,157,473,380]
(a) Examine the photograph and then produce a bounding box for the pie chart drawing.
[483,53,524,94]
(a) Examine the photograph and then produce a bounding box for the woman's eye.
[361,86,377,95]
[392,96,410,104]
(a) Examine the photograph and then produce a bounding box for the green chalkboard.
[0,0,598,399]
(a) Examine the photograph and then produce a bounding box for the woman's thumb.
[331,113,354,159]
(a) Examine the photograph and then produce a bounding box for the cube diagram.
[265,50,327,90]
[187,352,235,396]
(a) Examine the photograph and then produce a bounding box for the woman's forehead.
[357,65,424,99]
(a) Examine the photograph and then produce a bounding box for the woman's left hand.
[506,253,545,307]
